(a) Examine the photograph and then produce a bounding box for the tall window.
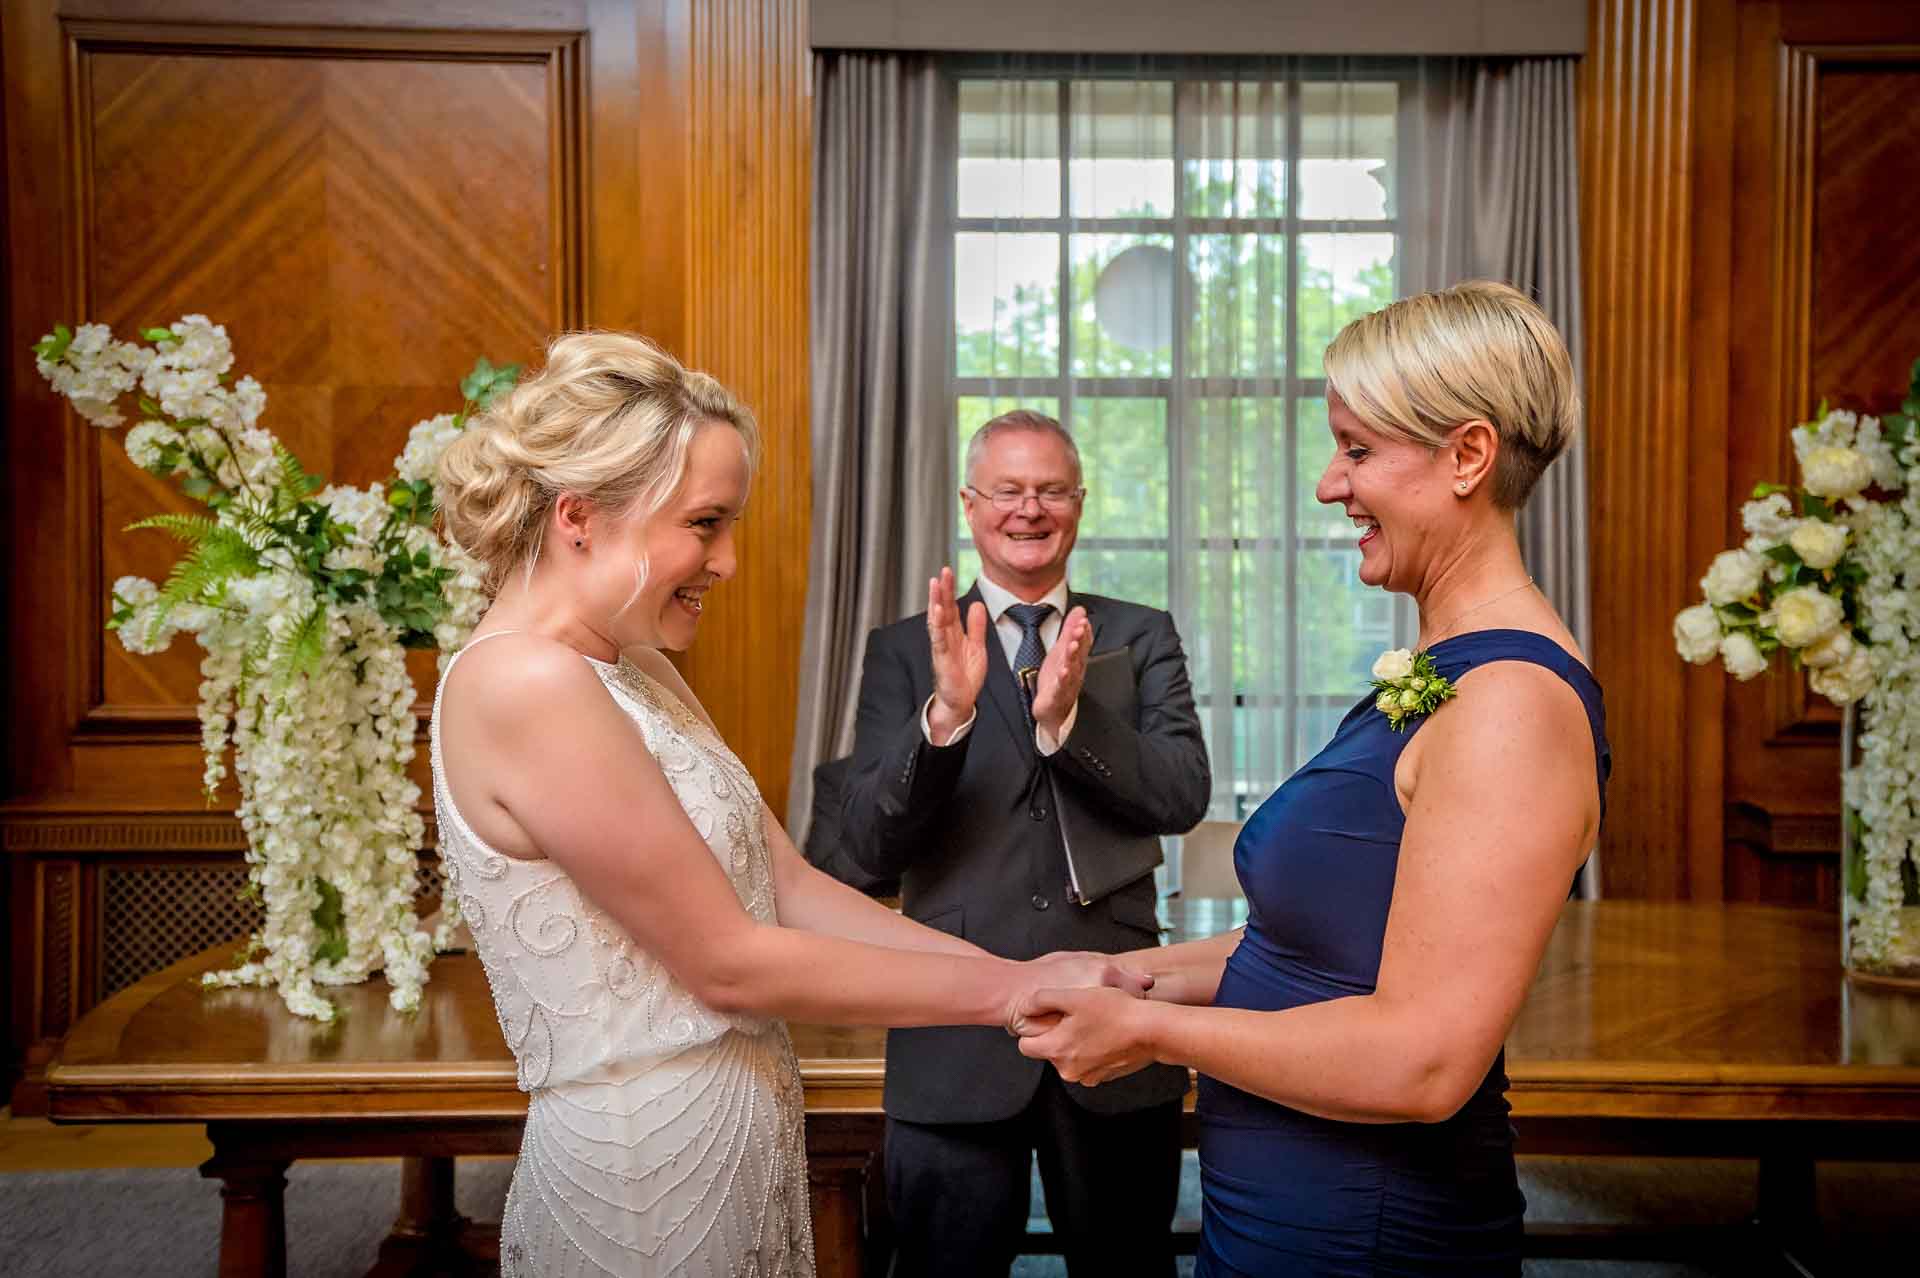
[952,63,1411,817]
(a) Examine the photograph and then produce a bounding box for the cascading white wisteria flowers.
[33,316,514,1019]
[1842,430,1920,969]
[1674,371,1920,975]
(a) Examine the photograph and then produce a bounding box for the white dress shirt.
[921,574,1079,753]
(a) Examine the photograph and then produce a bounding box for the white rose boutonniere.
[1369,649,1457,732]
[1370,647,1415,681]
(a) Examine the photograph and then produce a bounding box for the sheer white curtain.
[915,53,1586,892]
[953,57,1416,839]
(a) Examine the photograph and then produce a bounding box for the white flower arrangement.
[33,317,518,1019]
[1674,370,1920,975]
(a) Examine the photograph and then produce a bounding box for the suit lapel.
[1069,590,1106,655]
[965,585,1034,758]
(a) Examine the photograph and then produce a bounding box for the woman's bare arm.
[1017,661,1598,1121]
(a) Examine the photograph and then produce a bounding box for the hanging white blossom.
[34,317,515,1019]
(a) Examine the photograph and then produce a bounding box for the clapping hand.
[1030,606,1091,737]
[1010,985,1158,1087]
[926,566,988,744]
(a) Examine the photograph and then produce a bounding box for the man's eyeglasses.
[965,485,1085,513]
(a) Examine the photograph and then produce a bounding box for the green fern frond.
[274,444,323,513]
[227,501,285,552]
[154,527,261,616]
[269,605,329,688]
[125,513,221,545]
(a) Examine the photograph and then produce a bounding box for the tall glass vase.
[1841,701,1920,987]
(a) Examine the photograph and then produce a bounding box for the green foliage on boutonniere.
[1369,648,1458,732]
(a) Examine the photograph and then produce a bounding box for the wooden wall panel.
[1721,7,1920,902]
[4,0,810,1107]
[1581,0,1713,899]
[85,48,567,719]
[673,0,812,823]
[1585,0,1920,901]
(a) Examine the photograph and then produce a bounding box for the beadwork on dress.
[430,640,814,1276]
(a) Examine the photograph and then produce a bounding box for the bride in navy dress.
[1011,281,1610,1276]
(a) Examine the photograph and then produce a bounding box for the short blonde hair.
[1322,281,1578,509]
[437,332,758,590]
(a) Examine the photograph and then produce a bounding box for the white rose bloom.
[1788,519,1849,569]
[1800,627,1854,670]
[1720,631,1768,681]
[1773,587,1844,648]
[1371,648,1415,681]
[1800,445,1874,500]
[1740,493,1797,545]
[1672,603,1722,663]
[1397,688,1421,709]
[1701,548,1766,605]
[1809,645,1875,707]
[1375,691,1398,714]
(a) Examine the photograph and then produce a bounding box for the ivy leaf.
[31,324,73,362]
[140,326,175,343]
[458,357,496,403]
[1751,481,1791,500]
[1762,544,1802,567]
[1801,493,1835,521]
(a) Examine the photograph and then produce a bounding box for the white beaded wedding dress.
[430,633,815,1277]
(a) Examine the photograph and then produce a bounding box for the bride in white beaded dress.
[429,333,1145,1277]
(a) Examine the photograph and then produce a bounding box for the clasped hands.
[1007,956,1160,1089]
[925,566,1089,745]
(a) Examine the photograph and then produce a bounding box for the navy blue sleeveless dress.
[1194,629,1611,1277]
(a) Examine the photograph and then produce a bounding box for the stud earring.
[1456,482,1469,493]
[574,538,585,548]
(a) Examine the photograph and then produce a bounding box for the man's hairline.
[963,426,1085,491]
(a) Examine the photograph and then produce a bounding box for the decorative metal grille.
[99,863,260,1002]
[98,857,449,1002]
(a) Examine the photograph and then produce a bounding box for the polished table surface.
[49,900,1920,1123]
[46,901,1920,1278]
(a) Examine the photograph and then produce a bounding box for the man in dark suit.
[837,409,1211,1277]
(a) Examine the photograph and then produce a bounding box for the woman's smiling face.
[1314,392,1458,594]
[591,421,751,651]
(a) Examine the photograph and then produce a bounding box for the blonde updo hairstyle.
[437,332,759,592]
[1322,280,1579,510]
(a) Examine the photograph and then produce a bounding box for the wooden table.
[46,902,1920,1277]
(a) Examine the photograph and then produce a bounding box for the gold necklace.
[1424,576,1535,646]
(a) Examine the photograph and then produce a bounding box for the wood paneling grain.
[80,44,572,721]
[1720,6,1920,900]
[1584,0,1920,902]
[673,0,812,824]
[4,0,811,1108]
[1581,0,1708,899]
